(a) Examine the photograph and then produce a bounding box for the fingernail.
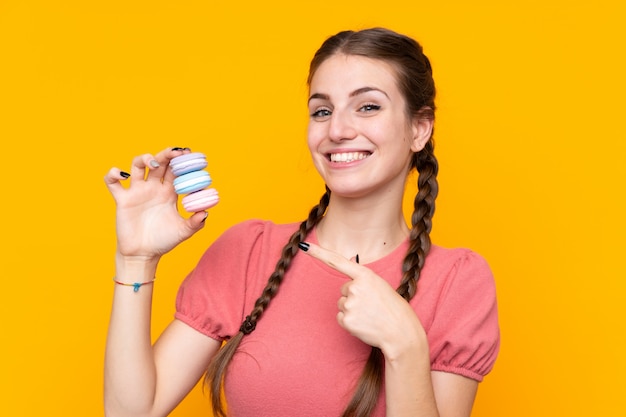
[298,242,310,252]
[120,171,130,179]
[356,254,360,264]
[201,212,208,222]
[149,160,160,168]
[172,147,185,151]
[183,147,191,151]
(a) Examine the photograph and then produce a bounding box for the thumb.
[184,211,209,235]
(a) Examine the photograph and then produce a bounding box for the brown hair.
[206,27,438,417]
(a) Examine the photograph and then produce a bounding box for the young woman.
[104,28,499,417]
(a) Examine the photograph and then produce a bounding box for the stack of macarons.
[169,152,219,212]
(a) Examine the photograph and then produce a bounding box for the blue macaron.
[173,170,212,194]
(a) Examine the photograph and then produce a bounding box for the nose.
[328,109,357,142]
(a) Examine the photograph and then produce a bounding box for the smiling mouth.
[328,152,371,163]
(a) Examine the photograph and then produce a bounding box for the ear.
[410,107,434,152]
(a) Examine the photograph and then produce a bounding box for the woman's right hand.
[104,147,209,261]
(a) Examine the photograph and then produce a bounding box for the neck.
[316,192,409,264]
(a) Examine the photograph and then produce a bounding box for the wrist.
[383,338,431,377]
[115,252,160,280]
[381,319,429,364]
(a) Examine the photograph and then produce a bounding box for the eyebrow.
[308,86,389,104]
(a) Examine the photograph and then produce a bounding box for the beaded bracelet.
[113,277,156,292]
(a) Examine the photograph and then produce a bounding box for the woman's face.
[307,54,429,199]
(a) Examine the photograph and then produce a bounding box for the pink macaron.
[181,188,220,212]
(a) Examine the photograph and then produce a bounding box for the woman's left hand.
[300,242,427,357]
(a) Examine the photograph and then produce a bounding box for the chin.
[325,182,374,199]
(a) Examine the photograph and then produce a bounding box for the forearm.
[104,255,160,417]
[382,324,439,417]
[384,350,439,417]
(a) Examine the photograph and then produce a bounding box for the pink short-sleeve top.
[175,220,500,416]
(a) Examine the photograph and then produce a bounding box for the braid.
[341,144,439,417]
[205,187,331,417]
[398,141,438,301]
[341,348,384,417]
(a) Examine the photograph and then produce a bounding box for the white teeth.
[329,152,369,163]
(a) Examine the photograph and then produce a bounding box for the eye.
[310,108,332,120]
[359,103,381,113]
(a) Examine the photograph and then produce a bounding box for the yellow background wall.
[1,1,624,415]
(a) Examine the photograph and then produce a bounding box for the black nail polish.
[356,254,360,264]
[298,242,310,252]
[172,147,185,151]
[120,171,130,179]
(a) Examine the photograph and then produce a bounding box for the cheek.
[307,123,323,151]
[306,126,328,174]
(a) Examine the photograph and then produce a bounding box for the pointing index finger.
[299,242,360,279]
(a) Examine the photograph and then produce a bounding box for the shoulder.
[423,245,494,289]
[203,219,301,265]
[416,244,498,332]
[217,219,301,249]
[226,218,301,236]
[426,244,491,271]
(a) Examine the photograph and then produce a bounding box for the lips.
[328,151,371,163]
